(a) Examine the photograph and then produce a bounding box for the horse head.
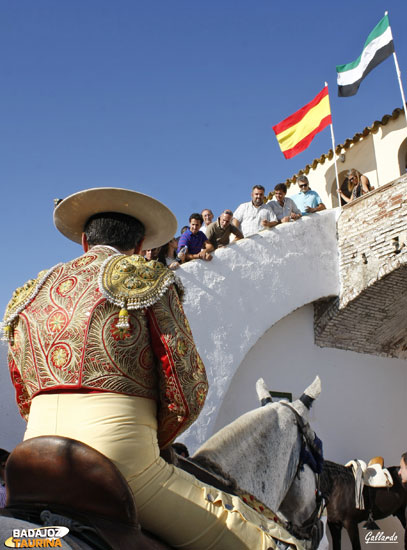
[256,376,324,545]
[193,376,323,548]
[194,377,322,511]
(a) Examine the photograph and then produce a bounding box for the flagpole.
[386,12,407,128]
[325,82,341,208]
[391,53,407,126]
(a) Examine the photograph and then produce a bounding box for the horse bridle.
[279,402,325,544]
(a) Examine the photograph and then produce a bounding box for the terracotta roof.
[266,106,405,200]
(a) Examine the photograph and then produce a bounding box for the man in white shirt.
[268,183,302,223]
[201,209,214,236]
[232,185,278,237]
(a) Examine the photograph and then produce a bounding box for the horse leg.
[395,508,407,529]
[344,521,361,550]
[392,509,407,550]
[327,522,342,550]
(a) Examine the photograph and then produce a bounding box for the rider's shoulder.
[99,254,183,310]
[4,264,62,326]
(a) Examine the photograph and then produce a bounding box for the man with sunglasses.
[292,175,326,216]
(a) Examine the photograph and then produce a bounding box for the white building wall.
[214,304,407,466]
[213,304,407,550]
[179,209,340,450]
[375,116,407,185]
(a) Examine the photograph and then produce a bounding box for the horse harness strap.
[279,401,323,474]
[279,401,325,545]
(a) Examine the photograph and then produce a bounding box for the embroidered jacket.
[4,246,208,448]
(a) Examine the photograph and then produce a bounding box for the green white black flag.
[336,15,394,97]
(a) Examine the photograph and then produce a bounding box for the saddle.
[345,456,393,510]
[2,436,172,550]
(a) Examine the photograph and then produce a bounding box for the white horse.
[190,376,324,547]
[0,377,324,550]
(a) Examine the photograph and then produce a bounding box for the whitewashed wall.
[375,115,407,186]
[178,209,340,450]
[211,304,407,550]
[213,304,407,466]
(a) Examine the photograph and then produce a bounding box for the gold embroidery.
[100,255,177,310]
[71,255,97,269]
[149,285,208,447]
[6,247,206,441]
[50,345,71,369]
[4,270,49,324]
[47,311,67,333]
[3,265,61,342]
[7,248,160,417]
[56,277,77,296]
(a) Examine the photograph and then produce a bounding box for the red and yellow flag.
[273,87,332,159]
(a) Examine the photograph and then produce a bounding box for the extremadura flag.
[336,14,394,97]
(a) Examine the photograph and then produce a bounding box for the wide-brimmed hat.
[53,187,177,250]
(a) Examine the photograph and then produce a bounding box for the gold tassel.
[116,307,131,335]
[4,324,14,344]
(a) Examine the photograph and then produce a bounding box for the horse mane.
[190,454,239,493]
[320,460,354,500]
[387,466,401,481]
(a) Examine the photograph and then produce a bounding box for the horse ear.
[300,376,321,408]
[256,378,272,406]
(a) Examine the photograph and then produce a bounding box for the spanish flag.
[273,87,332,159]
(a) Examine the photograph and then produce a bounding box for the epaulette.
[99,254,183,332]
[2,264,62,343]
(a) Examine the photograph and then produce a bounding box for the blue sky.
[1,0,406,313]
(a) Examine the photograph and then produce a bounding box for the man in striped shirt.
[268,183,302,223]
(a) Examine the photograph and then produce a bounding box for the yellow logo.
[4,527,69,548]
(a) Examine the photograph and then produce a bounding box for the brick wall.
[314,174,407,358]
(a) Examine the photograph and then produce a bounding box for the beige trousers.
[25,393,302,550]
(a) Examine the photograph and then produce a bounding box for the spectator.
[206,210,243,252]
[232,185,278,237]
[144,247,162,261]
[339,169,371,203]
[180,225,188,234]
[269,183,302,223]
[158,237,181,270]
[177,213,212,262]
[399,452,407,484]
[0,448,9,508]
[339,177,352,205]
[201,209,214,236]
[292,175,326,215]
